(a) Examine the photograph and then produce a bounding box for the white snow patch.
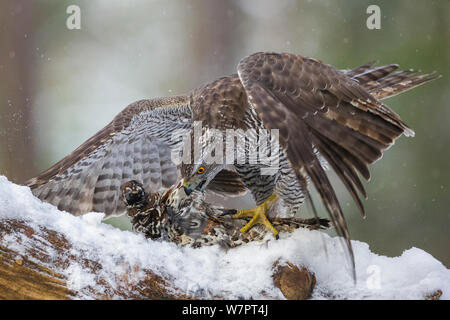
[0,175,448,299]
[66,262,97,294]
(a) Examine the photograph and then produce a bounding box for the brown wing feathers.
[344,61,377,78]
[206,169,247,195]
[26,98,185,189]
[25,97,190,216]
[348,63,440,100]
[238,52,438,277]
[26,122,116,190]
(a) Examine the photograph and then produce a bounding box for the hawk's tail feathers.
[272,217,331,230]
[369,71,441,100]
[344,61,377,78]
[347,62,441,100]
[352,64,399,85]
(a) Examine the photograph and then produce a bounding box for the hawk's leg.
[231,194,279,238]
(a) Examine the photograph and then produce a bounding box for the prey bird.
[120,180,330,248]
[25,52,439,278]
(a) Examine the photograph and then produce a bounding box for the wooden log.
[0,219,193,299]
[272,261,316,300]
[0,218,316,300]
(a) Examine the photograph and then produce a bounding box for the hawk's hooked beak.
[182,178,206,196]
[183,179,193,196]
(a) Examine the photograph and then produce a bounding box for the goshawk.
[25,52,439,277]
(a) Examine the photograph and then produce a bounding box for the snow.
[0,175,448,300]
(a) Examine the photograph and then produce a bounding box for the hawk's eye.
[197,167,205,174]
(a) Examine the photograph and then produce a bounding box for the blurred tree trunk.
[188,0,242,84]
[0,0,36,184]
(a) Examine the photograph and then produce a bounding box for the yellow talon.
[232,194,279,237]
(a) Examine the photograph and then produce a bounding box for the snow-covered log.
[0,176,448,300]
[0,217,198,299]
[0,176,315,299]
[0,218,315,300]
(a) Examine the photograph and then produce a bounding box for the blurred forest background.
[0,0,449,267]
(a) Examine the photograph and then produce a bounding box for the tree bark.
[0,218,316,300]
[0,219,193,299]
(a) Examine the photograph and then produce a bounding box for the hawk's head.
[120,180,147,208]
[180,162,224,196]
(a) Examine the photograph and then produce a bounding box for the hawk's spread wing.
[237,52,438,276]
[26,97,192,216]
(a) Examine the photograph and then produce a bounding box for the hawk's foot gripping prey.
[230,193,280,238]
[120,180,330,248]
